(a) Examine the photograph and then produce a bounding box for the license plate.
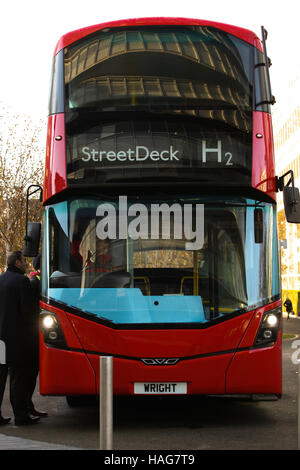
[134,382,187,394]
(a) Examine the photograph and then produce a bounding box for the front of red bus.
[39,18,282,398]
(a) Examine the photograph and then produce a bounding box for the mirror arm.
[276,169,294,189]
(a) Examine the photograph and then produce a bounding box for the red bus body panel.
[252,112,276,201]
[43,114,67,202]
[54,17,262,56]
[39,300,282,396]
[226,336,282,394]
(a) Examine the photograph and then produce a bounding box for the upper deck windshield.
[62,26,254,185]
[64,26,252,112]
[42,196,279,326]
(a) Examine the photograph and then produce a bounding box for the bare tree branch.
[0,105,45,270]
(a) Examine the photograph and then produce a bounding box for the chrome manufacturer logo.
[141,358,180,366]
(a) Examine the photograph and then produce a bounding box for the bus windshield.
[63,26,254,186]
[42,196,279,325]
[64,26,253,112]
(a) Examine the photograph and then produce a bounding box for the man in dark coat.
[0,251,40,425]
[283,297,293,320]
[28,254,47,418]
[0,357,10,424]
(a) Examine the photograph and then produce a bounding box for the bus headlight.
[265,314,278,327]
[40,312,67,348]
[42,315,56,329]
[254,307,282,346]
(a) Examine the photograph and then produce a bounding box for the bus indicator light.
[266,314,278,327]
[254,308,282,346]
[43,315,55,329]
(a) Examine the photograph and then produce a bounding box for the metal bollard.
[0,340,6,365]
[99,356,113,450]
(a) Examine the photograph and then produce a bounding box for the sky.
[0,0,298,119]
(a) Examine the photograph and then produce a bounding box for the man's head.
[7,250,28,274]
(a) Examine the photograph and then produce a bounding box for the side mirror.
[283,186,300,223]
[23,184,43,257]
[23,222,41,257]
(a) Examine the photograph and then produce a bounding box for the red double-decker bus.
[27,18,300,401]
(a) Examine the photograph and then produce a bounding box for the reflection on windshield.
[42,197,279,325]
[64,26,252,112]
[64,26,253,184]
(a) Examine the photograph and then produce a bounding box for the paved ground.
[0,434,80,450]
[0,314,299,451]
